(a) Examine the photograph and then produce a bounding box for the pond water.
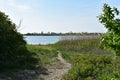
[24,35,99,45]
[24,36,61,45]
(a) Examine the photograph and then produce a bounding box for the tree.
[98,4,120,59]
[0,11,37,69]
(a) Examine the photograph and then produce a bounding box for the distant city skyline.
[0,0,120,33]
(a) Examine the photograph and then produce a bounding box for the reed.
[56,36,109,54]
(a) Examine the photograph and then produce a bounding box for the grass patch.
[27,45,58,66]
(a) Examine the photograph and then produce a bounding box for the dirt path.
[39,51,71,80]
[0,51,71,80]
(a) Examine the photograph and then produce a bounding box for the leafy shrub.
[0,11,38,69]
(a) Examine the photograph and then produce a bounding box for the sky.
[0,0,120,33]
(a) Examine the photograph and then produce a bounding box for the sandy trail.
[39,51,71,80]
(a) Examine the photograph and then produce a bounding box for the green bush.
[62,53,120,80]
[0,11,38,69]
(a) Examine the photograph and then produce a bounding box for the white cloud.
[8,0,31,12]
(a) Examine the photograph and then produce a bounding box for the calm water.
[24,36,61,45]
[24,35,99,45]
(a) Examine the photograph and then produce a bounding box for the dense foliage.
[62,54,120,80]
[98,4,120,56]
[0,11,37,69]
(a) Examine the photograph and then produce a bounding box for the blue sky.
[0,0,120,33]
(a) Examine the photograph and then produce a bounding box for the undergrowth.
[62,53,120,80]
[54,37,120,80]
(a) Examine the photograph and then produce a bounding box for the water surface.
[24,36,60,45]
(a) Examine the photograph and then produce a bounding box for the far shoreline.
[23,32,103,36]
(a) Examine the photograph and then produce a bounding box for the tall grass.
[56,37,110,54]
